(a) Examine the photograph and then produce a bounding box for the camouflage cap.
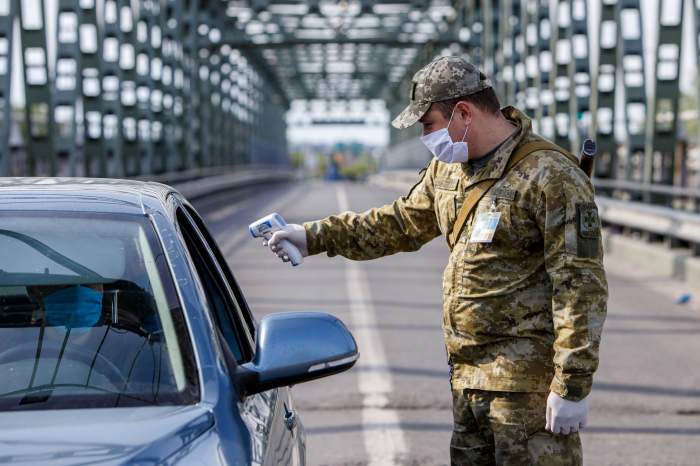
[391,56,492,129]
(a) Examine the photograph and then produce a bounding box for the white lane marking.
[337,183,407,466]
[214,183,305,258]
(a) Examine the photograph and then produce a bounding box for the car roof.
[0,177,179,215]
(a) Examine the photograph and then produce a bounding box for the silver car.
[0,178,358,465]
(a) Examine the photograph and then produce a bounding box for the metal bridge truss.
[441,0,698,198]
[0,0,289,177]
[0,0,699,198]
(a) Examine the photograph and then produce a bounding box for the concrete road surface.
[193,180,700,466]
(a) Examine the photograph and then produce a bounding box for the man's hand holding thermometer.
[249,213,308,266]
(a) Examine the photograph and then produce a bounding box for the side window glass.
[176,209,251,363]
[183,205,257,338]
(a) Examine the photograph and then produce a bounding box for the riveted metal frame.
[117,0,139,176]
[617,0,647,183]
[180,0,198,169]
[54,0,80,175]
[551,0,572,149]
[510,0,526,109]
[536,0,553,137]
[149,0,168,173]
[465,0,484,69]
[570,0,589,153]
[18,0,55,175]
[523,0,540,119]
[592,0,618,179]
[78,0,106,177]
[648,0,684,192]
[100,0,124,177]
[134,0,156,175]
[1,0,699,192]
[0,1,15,176]
[494,0,508,101]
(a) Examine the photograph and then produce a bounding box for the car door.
[173,200,302,466]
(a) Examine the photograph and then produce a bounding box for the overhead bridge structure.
[0,0,699,206]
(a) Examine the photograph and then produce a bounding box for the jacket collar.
[460,106,531,190]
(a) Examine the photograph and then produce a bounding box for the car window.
[176,207,253,363]
[0,212,200,411]
[182,205,257,338]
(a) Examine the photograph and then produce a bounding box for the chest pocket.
[434,176,461,235]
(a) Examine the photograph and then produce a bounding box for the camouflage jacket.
[303,107,608,401]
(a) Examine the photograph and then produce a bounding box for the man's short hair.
[433,87,501,119]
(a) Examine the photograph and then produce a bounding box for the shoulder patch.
[576,202,600,257]
[577,203,600,239]
[435,176,459,191]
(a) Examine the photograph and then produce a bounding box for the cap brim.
[391,100,431,129]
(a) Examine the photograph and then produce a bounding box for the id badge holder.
[469,202,502,244]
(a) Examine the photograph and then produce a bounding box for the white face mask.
[420,106,469,164]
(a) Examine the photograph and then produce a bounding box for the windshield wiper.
[19,389,53,405]
[1,383,157,406]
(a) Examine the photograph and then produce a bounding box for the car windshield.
[0,211,199,410]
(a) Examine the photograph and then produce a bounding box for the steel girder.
[592,0,618,179]
[18,0,56,175]
[648,0,684,192]
[618,0,647,183]
[0,0,290,177]
[225,1,464,102]
[55,0,80,175]
[379,0,687,199]
[78,0,106,177]
[0,1,15,176]
[0,0,696,197]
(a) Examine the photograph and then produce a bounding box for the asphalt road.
[194,180,700,466]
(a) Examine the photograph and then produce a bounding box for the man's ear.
[455,100,472,125]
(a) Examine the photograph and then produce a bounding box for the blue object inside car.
[42,285,103,329]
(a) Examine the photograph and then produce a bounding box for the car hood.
[0,404,214,465]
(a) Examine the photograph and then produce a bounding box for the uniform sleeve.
[533,156,608,401]
[303,161,441,261]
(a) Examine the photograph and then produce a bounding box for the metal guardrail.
[134,166,296,201]
[134,165,244,185]
[162,168,296,201]
[593,179,700,208]
[589,179,700,249]
[596,197,700,246]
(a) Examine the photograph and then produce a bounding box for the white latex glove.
[545,391,589,435]
[264,223,309,263]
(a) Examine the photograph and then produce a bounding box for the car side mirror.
[234,312,358,397]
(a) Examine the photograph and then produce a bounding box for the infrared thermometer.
[249,213,304,266]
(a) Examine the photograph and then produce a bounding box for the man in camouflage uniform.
[266,56,608,465]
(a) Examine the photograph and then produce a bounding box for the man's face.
[419,102,470,142]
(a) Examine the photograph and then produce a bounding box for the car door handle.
[283,403,298,431]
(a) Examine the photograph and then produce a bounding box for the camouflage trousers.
[451,389,582,466]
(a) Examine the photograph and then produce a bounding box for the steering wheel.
[0,338,128,389]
